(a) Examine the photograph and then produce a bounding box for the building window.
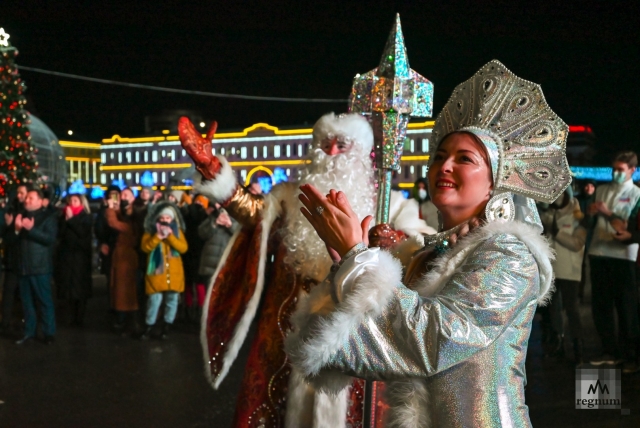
[136,172,140,183]
[231,147,236,156]
[182,149,187,157]
[126,151,131,163]
[171,172,175,176]
[220,147,225,155]
[286,168,290,176]
[241,170,247,181]
[161,172,166,183]
[110,152,114,160]
[422,165,428,178]
[144,151,149,162]
[153,172,158,183]
[252,146,257,159]
[126,172,132,179]
[410,165,415,174]
[170,150,175,161]
[263,146,268,158]
[297,144,302,157]
[241,147,247,159]
[101,153,106,163]
[274,145,281,158]
[118,173,123,180]
[101,173,106,183]
[117,152,122,163]
[135,151,140,162]
[161,150,166,158]
[152,150,158,162]
[410,139,415,153]
[422,138,429,153]
[286,145,291,157]
[110,173,114,180]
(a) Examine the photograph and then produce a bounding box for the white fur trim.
[312,112,373,154]
[385,379,431,428]
[196,156,237,203]
[413,220,555,305]
[285,250,403,378]
[313,387,348,428]
[285,368,315,428]
[200,190,283,389]
[388,191,437,236]
[200,226,241,388]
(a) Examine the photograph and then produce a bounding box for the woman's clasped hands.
[298,184,372,263]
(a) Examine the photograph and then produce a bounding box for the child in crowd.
[140,202,188,339]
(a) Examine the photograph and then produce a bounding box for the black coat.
[56,211,93,300]
[11,208,58,276]
[181,204,208,283]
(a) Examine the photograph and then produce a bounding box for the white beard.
[282,146,376,281]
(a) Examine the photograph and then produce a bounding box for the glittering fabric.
[223,185,266,227]
[327,232,540,427]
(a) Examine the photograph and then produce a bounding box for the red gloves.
[178,117,221,180]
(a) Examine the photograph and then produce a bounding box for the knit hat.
[158,207,175,220]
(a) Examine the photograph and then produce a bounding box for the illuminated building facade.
[58,121,434,191]
[57,121,599,192]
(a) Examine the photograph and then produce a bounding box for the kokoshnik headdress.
[430,60,572,229]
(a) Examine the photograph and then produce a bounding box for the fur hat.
[312,113,373,154]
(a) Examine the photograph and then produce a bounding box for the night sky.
[4,1,639,163]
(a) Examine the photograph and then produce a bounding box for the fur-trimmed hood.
[312,112,373,154]
[143,201,186,233]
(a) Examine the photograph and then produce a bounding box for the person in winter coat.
[9,188,58,345]
[56,194,93,326]
[139,202,188,339]
[181,194,209,319]
[196,204,240,313]
[413,177,439,231]
[540,187,587,365]
[105,188,140,334]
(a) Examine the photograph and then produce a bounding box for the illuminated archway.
[244,165,274,186]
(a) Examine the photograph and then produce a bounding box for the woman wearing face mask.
[413,177,439,231]
[105,188,141,335]
[56,193,93,326]
[540,188,587,365]
[285,61,572,427]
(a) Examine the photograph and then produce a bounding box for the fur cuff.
[285,250,402,378]
[196,156,237,203]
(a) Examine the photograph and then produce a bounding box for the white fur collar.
[415,220,555,304]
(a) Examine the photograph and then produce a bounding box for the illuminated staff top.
[0,28,10,47]
[349,14,433,223]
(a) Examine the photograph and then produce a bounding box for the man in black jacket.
[0,183,29,333]
[7,188,58,345]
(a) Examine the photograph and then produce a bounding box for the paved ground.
[0,275,638,427]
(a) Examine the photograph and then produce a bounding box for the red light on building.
[569,125,592,133]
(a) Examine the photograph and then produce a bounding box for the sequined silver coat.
[286,220,554,428]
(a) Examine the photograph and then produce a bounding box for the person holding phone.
[139,201,188,340]
[104,188,140,335]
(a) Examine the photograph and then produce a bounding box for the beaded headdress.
[429,60,572,224]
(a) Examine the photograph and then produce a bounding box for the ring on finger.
[316,206,324,215]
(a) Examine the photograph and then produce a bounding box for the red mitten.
[178,117,221,180]
[368,223,407,250]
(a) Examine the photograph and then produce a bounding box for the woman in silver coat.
[285,60,572,428]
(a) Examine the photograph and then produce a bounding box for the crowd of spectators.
[0,150,638,375]
[0,181,252,344]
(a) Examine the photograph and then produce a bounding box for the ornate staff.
[348,14,433,427]
[349,13,433,225]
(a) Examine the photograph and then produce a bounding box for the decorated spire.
[348,14,433,223]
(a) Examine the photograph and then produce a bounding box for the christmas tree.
[0,28,38,197]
